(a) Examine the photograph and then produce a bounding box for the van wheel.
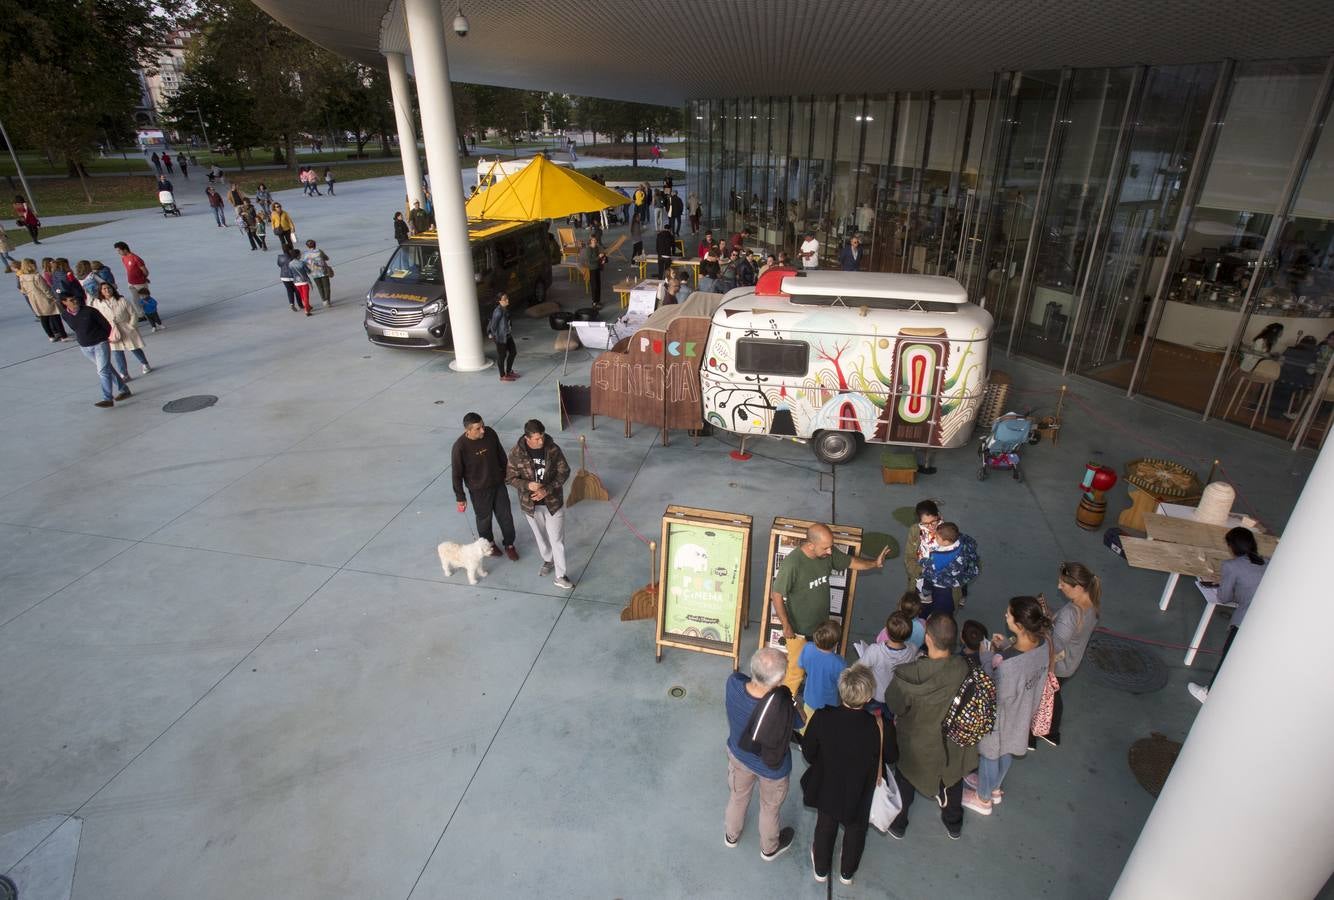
[812,430,858,465]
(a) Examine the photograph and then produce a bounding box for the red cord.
[1093,625,1221,655]
[580,437,652,546]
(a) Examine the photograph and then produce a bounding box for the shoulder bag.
[868,714,902,832]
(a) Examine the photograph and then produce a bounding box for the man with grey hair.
[724,648,797,860]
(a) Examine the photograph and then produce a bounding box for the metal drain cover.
[162,395,219,413]
[668,686,687,699]
[1085,633,1168,693]
[0,874,16,900]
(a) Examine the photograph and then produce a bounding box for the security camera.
[453,8,469,36]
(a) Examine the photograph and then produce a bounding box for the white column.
[402,0,489,372]
[1112,440,1334,899]
[384,51,424,211]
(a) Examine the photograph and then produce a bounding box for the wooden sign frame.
[758,517,864,657]
[655,505,753,670]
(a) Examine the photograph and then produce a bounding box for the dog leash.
[458,504,479,540]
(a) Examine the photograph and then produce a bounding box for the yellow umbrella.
[465,153,630,221]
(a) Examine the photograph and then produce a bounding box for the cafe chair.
[603,234,629,264]
[1286,378,1334,444]
[557,227,580,263]
[1223,359,1279,428]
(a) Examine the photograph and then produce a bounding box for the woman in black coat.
[800,664,897,886]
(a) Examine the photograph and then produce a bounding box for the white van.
[699,270,994,463]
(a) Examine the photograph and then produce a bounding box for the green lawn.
[585,142,687,160]
[5,221,110,252]
[0,147,403,178]
[578,165,685,182]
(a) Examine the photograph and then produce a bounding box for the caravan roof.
[777,271,969,306]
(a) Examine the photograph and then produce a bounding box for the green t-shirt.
[773,546,851,636]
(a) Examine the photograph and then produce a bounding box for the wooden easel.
[655,505,753,669]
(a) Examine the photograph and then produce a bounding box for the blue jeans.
[79,342,128,401]
[212,205,226,225]
[111,347,149,376]
[978,754,1013,798]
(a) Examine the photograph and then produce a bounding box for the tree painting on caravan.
[699,271,992,463]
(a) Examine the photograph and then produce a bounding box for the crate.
[880,450,917,485]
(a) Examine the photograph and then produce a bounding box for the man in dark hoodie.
[884,613,978,840]
[723,647,797,861]
[451,412,518,561]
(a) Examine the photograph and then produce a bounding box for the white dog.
[437,537,494,585]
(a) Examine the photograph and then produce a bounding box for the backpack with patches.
[941,657,996,748]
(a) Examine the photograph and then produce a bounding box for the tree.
[305,59,392,157]
[176,0,314,169]
[0,0,169,198]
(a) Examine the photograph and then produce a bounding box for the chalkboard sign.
[758,517,864,656]
[655,505,753,669]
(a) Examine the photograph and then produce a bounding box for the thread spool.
[1194,481,1235,526]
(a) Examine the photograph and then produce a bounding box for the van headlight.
[422,299,444,316]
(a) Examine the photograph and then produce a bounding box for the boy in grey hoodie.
[854,611,920,706]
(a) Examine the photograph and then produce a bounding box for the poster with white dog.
[661,522,744,643]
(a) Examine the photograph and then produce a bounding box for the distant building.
[135,29,192,130]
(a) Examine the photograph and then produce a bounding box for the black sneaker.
[114,390,132,401]
[760,827,794,861]
[94,399,114,408]
[1039,732,1061,748]
[945,821,962,840]
[1027,735,1039,752]
[888,822,906,840]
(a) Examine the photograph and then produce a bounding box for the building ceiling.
[250,0,1334,103]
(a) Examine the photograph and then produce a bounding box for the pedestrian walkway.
[0,171,1312,899]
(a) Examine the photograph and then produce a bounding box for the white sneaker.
[141,365,151,375]
[553,576,574,590]
[1188,682,1209,703]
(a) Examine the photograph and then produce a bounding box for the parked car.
[364,219,552,349]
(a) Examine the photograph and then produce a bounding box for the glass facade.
[688,55,1334,447]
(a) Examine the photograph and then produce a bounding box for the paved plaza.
[0,171,1319,898]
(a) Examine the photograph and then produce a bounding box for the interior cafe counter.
[1156,298,1334,351]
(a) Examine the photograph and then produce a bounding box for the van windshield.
[383,244,443,285]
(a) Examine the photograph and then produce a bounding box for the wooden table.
[612,280,636,309]
[1121,503,1277,667]
[634,254,697,285]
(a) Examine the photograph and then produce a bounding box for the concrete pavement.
[0,170,1317,899]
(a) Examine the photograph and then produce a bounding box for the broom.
[566,435,609,505]
[621,540,659,621]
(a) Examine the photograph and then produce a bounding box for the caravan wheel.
[812,430,858,466]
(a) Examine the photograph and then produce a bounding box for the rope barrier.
[579,436,652,547]
[1094,625,1221,656]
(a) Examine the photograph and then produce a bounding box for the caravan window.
[736,338,809,376]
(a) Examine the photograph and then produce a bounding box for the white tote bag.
[868,718,902,833]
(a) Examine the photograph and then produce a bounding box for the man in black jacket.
[59,296,131,408]
[451,412,518,560]
[655,223,676,279]
[668,188,684,236]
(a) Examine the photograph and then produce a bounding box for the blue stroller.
[978,412,1035,481]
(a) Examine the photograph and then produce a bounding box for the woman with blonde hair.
[1030,562,1101,748]
[16,258,67,341]
[799,664,894,886]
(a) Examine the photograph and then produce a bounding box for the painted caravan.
[699,270,993,464]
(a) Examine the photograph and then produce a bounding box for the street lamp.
[0,113,38,216]
[191,108,211,153]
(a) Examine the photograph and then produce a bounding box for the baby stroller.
[159,190,181,217]
[978,411,1035,481]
